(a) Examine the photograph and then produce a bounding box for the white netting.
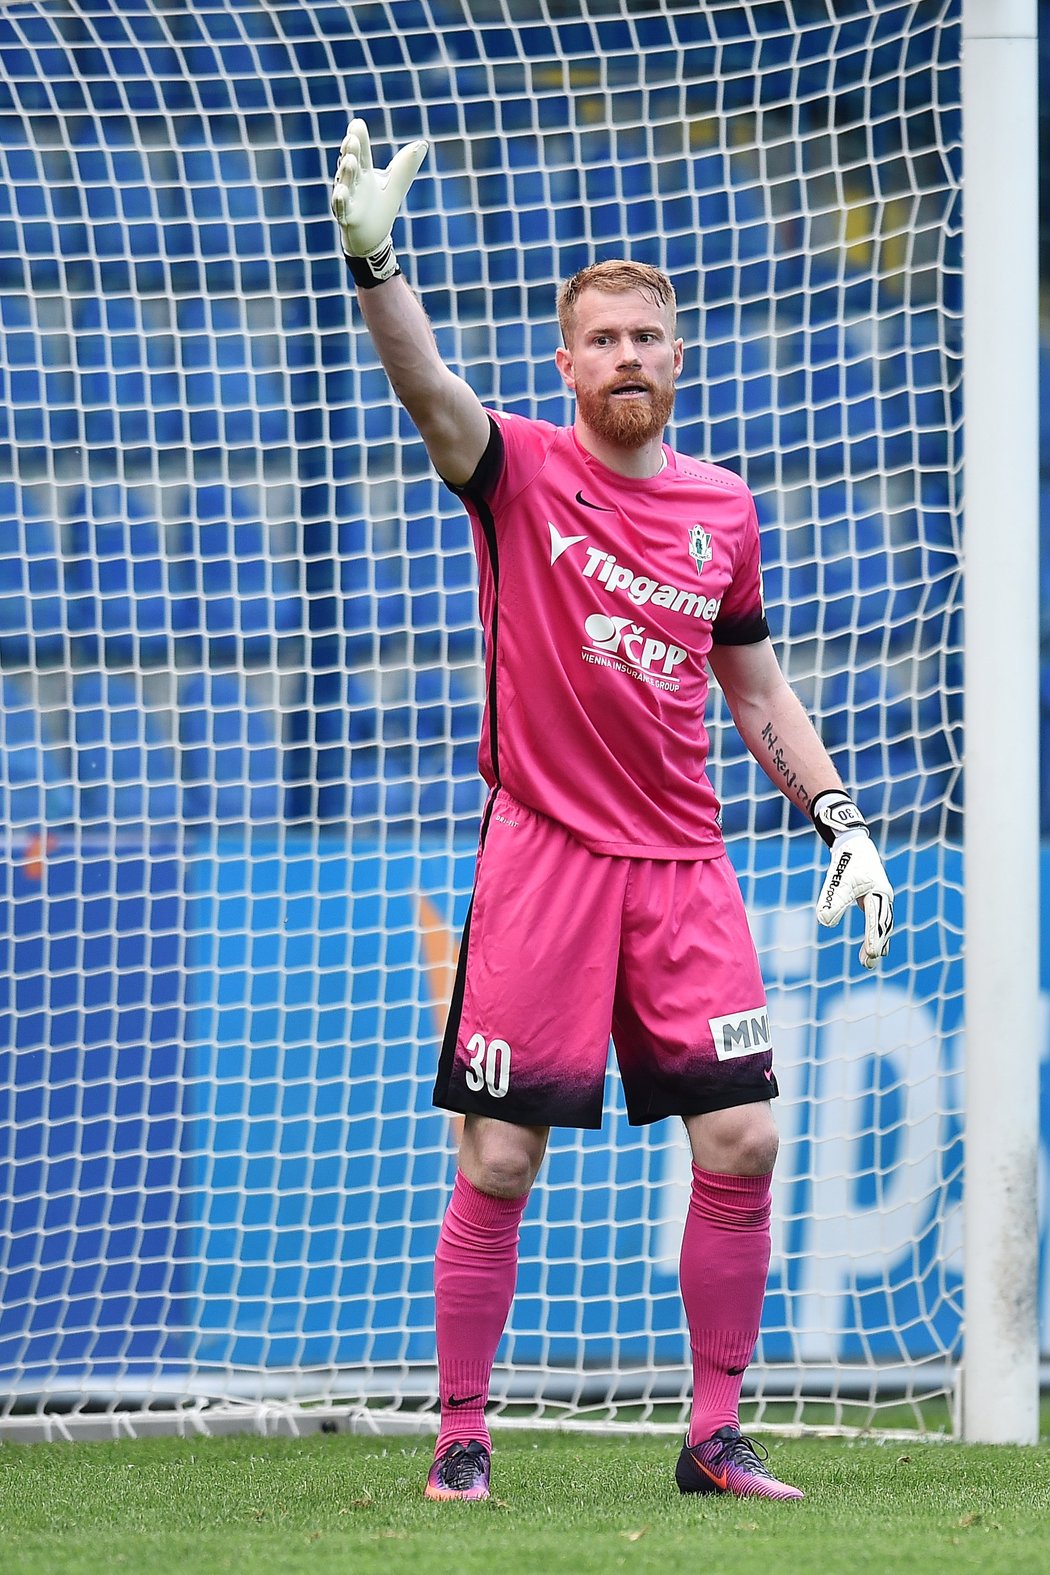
[0,0,965,1440]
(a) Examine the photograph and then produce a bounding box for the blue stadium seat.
[296,655,481,827]
[703,326,778,453]
[178,671,282,825]
[709,751,783,841]
[0,674,73,830]
[0,488,66,665]
[817,659,958,835]
[0,294,32,332]
[171,491,301,662]
[346,745,381,824]
[312,667,379,747]
[71,671,179,832]
[760,553,820,647]
[65,488,186,663]
[450,739,486,822]
[814,488,895,640]
[381,744,417,824]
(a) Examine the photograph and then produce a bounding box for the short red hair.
[556,260,677,345]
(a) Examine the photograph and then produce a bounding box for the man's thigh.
[613,853,778,1125]
[433,790,627,1130]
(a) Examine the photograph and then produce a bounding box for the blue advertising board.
[0,832,1045,1384]
[171,833,989,1372]
[0,840,185,1379]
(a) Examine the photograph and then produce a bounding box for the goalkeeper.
[332,120,894,1504]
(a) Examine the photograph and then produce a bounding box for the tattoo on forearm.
[761,721,812,810]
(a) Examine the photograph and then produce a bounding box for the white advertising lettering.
[581,612,688,692]
[581,546,722,621]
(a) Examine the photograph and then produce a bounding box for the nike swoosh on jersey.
[446,1392,483,1408]
[575,489,614,512]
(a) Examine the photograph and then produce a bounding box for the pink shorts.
[433,789,777,1130]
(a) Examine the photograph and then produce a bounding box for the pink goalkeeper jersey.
[450,412,770,859]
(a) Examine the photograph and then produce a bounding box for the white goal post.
[960,0,1040,1446]
[0,0,1041,1444]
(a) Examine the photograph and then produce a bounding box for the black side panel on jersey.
[711,609,771,645]
[473,496,501,784]
[443,414,505,504]
[443,415,504,786]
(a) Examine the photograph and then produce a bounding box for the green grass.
[3,1430,1050,1575]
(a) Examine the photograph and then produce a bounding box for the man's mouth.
[609,381,651,398]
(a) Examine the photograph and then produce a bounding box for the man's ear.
[554,344,575,390]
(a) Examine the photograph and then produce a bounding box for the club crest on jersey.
[688,525,713,578]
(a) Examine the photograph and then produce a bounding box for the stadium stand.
[0,673,73,832]
[178,671,283,826]
[0,0,969,844]
[71,670,179,836]
[0,505,66,669]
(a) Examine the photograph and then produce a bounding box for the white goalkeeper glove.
[812,789,894,970]
[331,117,428,289]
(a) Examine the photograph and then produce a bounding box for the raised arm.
[709,637,894,969]
[331,119,490,486]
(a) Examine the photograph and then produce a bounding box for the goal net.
[0,0,968,1441]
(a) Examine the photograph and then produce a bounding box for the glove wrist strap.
[344,236,401,289]
[811,788,869,849]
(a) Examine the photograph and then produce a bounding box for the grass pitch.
[2,1429,1050,1575]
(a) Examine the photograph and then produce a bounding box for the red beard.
[575,373,675,449]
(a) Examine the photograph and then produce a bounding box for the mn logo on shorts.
[709,1008,772,1060]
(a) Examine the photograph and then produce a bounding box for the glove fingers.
[331,155,358,224]
[816,836,894,965]
[348,117,373,171]
[859,891,894,969]
[816,861,859,927]
[336,150,358,185]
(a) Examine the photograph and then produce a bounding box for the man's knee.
[459,1114,549,1198]
[684,1103,779,1177]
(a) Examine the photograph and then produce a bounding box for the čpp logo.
[583,613,687,677]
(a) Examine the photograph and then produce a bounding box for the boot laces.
[440,1441,487,1490]
[707,1430,773,1477]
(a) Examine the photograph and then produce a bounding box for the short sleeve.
[711,492,770,646]
[443,414,505,504]
[444,410,556,516]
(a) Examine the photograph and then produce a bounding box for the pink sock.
[434,1171,528,1453]
[680,1162,772,1447]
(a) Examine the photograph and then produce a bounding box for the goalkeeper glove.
[811,789,894,970]
[331,117,428,289]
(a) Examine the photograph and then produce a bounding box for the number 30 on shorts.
[464,1032,511,1099]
